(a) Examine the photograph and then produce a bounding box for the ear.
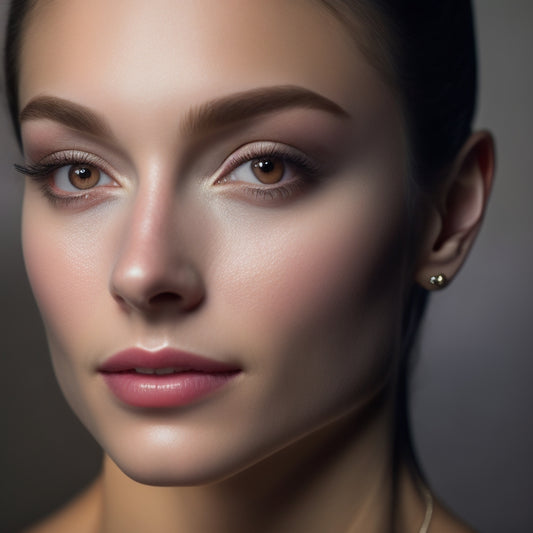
[415,131,495,290]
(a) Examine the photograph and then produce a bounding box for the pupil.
[256,159,274,173]
[75,167,91,179]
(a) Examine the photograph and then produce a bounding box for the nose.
[109,188,205,315]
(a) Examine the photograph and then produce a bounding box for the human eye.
[213,142,322,202]
[15,150,119,207]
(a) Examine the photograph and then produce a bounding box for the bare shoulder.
[22,478,102,533]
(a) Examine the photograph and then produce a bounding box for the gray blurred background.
[1,1,532,532]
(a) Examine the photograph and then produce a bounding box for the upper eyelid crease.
[19,85,350,143]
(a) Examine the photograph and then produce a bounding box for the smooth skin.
[18,0,493,531]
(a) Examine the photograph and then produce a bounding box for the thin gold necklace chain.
[418,487,434,533]
[345,486,433,533]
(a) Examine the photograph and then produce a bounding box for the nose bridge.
[119,176,173,273]
[109,174,204,312]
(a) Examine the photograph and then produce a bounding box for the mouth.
[98,348,241,408]
[133,367,185,375]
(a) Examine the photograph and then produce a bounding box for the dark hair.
[387,0,477,185]
[3,0,477,481]
[319,0,477,189]
[4,0,36,147]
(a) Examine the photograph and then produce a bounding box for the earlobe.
[415,130,495,290]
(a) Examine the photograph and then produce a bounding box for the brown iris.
[251,157,285,184]
[68,165,101,190]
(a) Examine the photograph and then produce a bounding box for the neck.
[94,393,423,533]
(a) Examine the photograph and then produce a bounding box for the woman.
[4,0,494,531]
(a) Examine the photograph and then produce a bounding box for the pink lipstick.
[98,348,240,408]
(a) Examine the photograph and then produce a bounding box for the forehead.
[19,0,391,116]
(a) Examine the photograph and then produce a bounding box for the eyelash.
[15,143,322,207]
[15,151,116,208]
[215,142,322,201]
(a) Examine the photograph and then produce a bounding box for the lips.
[98,348,241,408]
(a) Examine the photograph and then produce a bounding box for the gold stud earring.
[429,273,448,289]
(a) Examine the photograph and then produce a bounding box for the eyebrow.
[180,85,349,136]
[19,85,349,140]
[20,95,115,140]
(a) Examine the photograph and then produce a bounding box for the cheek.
[22,194,112,356]
[21,193,129,428]
[210,180,409,394]
[214,188,404,336]
[197,180,410,457]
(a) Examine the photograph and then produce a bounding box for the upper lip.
[98,347,240,374]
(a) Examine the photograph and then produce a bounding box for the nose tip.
[108,177,207,317]
[110,260,205,315]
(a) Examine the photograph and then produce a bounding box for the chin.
[105,441,263,488]
[113,460,221,487]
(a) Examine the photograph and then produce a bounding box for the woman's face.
[19,0,411,484]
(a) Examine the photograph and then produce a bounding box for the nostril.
[148,292,182,306]
[110,263,205,313]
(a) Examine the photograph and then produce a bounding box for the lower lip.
[100,371,239,408]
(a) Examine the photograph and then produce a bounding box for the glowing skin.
[16,0,493,531]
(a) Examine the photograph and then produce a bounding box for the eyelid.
[15,149,122,208]
[16,149,120,182]
[212,141,321,185]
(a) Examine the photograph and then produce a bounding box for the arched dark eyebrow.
[20,95,115,140]
[19,86,349,140]
[180,85,350,136]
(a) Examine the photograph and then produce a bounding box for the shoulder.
[22,478,102,533]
